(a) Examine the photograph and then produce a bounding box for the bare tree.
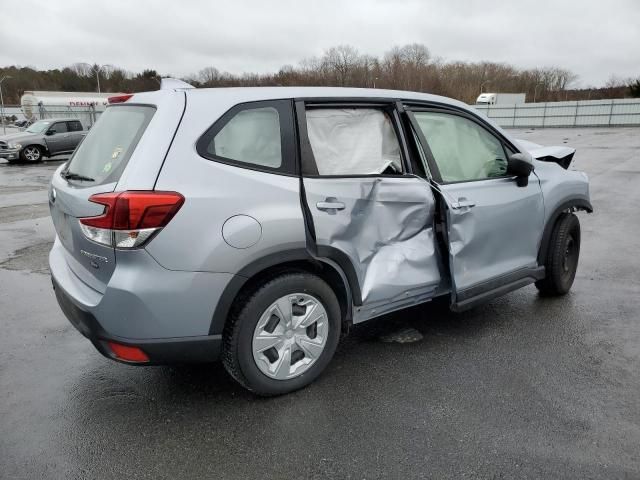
[198,67,221,86]
[71,63,92,77]
[0,44,599,105]
[323,45,362,86]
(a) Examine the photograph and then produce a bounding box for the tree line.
[1,44,638,105]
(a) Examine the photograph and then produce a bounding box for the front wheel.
[223,272,341,396]
[535,213,581,296]
[20,145,43,162]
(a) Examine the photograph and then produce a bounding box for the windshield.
[26,121,50,134]
[65,105,155,186]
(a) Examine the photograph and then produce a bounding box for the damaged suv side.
[49,85,591,396]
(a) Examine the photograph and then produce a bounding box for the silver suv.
[0,118,85,162]
[49,83,592,395]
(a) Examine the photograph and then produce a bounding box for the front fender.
[41,139,53,155]
[535,160,592,263]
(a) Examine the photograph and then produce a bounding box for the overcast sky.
[1,0,638,87]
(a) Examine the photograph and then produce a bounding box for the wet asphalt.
[1,128,639,479]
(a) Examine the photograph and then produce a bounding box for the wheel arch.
[22,143,48,159]
[538,198,592,264]
[209,249,354,336]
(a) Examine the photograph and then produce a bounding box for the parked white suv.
[49,81,591,395]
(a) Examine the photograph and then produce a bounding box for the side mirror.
[46,129,55,136]
[507,153,534,187]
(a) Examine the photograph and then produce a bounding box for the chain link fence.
[475,98,640,128]
[1,103,103,130]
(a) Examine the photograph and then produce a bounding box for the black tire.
[20,145,43,162]
[535,213,581,296]
[222,272,341,396]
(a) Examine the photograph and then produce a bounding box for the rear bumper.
[49,234,235,335]
[52,275,222,365]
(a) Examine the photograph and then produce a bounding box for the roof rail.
[160,78,195,90]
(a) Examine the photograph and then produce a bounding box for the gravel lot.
[1,128,639,479]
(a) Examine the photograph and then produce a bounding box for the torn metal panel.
[303,176,442,311]
[516,139,576,168]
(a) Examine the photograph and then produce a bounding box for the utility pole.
[0,75,11,135]
[533,83,543,103]
[480,79,492,94]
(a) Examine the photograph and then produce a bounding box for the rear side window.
[211,107,281,168]
[67,120,83,132]
[197,100,296,175]
[65,105,155,186]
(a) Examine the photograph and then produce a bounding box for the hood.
[515,139,576,169]
[0,132,39,144]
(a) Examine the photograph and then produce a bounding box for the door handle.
[451,198,476,210]
[316,201,345,211]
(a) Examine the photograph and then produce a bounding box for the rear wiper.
[62,170,95,182]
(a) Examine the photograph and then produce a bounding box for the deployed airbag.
[306,109,402,175]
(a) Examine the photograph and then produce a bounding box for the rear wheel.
[535,213,581,296]
[223,272,341,396]
[20,145,43,162]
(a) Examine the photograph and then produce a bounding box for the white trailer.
[20,91,123,128]
[476,93,526,105]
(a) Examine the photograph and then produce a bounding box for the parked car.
[0,118,85,163]
[13,119,32,128]
[49,83,592,396]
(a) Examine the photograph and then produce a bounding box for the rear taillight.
[79,191,184,248]
[108,94,133,104]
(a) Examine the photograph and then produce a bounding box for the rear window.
[65,105,155,185]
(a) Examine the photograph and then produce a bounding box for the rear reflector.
[79,191,184,248]
[107,341,149,362]
[108,94,134,104]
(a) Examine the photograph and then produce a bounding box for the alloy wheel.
[23,147,41,161]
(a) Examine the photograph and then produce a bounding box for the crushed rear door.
[297,104,443,321]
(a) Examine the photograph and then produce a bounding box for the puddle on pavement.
[379,327,424,344]
[0,242,53,274]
